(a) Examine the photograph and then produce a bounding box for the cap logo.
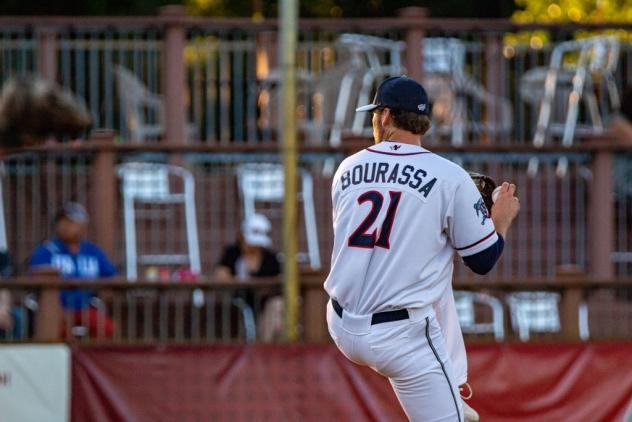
[418,104,426,112]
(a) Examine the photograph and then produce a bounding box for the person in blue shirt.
[29,202,117,338]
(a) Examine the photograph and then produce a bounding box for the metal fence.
[615,153,632,276]
[1,14,632,145]
[1,278,630,343]
[1,145,625,279]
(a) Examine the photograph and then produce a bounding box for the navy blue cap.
[356,76,430,115]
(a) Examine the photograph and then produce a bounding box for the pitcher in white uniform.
[324,76,520,422]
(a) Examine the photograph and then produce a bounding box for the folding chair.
[506,292,562,341]
[454,291,504,341]
[118,162,256,341]
[117,162,201,281]
[258,34,404,147]
[521,36,620,175]
[237,163,321,270]
[114,65,198,143]
[421,37,513,145]
[506,292,590,341]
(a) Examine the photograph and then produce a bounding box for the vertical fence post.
[161,6,188,145]
[589,147,614,278]
[90,131,117,260]
[397,7,426,84]
[37,28,57,81]
[485,32,504,144]
[34,277,61,341]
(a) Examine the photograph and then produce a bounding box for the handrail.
[2,275,631,289]
[7,132,632,156]
[0,15,632,32]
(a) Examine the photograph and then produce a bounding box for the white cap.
[241,214,272,247]
[58,202,89,224]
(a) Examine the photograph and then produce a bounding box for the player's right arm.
[490,182,520,238]
[447,174,518,275]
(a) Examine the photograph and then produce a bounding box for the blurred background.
[0,0,630,421]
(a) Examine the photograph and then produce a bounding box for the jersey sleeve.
[447,176,498,257]
[94,247,117,277]
[29,244,53,269]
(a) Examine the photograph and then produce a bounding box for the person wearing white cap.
[214,213,279,282]
[213,213,283,341]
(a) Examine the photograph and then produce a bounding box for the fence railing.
[2,9,632,145]
[1,276,630,343]
[3,134,629,280]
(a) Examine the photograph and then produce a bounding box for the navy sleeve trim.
[454,230,496,251]
[462,234,505,275]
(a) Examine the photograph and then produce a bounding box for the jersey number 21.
[348,190,402,249]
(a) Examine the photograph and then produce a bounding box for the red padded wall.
[72,343,632,422]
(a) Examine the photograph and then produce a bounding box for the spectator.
[213,214,283,341]
[0,250,25,339]
[29,202,116,338]
[0,289,13,337]
[215,213,280,281]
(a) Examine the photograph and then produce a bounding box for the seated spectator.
[29,202,116,338]
[215,214,280,281]
[0,250,26,339]
[213,214,284,341]
[0,289,13,338]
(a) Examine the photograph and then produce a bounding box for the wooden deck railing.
[1,275,631,343]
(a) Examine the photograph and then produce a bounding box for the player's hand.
[491,182,520,238]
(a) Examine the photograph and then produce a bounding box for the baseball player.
[324,76,519,421]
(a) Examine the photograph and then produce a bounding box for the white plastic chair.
[237,163,321,270]
[522,36,620,176]
[421,37,513,146]
[117,162,201,281]
[258,34,404,147]
[506,292,591,341]
[337,33,406,144]
[454,291,505,341]
[506,292,562,341]
[114,65,198,143]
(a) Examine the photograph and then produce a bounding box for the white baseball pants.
[327,301,464,422]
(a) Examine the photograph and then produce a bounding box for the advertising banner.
[71,343,632,422]
[0,344,70,422]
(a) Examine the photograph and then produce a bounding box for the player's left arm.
[448,174,505,274]
[461,235,504,275]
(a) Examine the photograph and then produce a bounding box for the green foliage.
[185,0,514,18]
[513,0,632,23]
[507,1,632,48]
[0,0,182,15]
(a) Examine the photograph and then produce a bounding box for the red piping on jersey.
[366,148,430,156]
[455,230,496,251]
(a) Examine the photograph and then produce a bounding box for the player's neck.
[379,129,422,146]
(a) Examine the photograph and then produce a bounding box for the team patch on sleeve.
[473,197,489,225]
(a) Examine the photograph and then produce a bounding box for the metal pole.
[280,0,299,341]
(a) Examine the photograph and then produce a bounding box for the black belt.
[331,299,409,325]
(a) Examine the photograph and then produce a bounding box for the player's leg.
[434,283,467,385]
[370,315,463,422]
[434,286,480,421]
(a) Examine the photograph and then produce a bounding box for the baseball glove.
[468,171,497,211]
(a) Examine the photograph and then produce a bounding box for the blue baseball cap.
[356,76,430,115]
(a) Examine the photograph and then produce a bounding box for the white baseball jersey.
[324,141,497,315]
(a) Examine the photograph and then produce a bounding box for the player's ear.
[380,108,392,126]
